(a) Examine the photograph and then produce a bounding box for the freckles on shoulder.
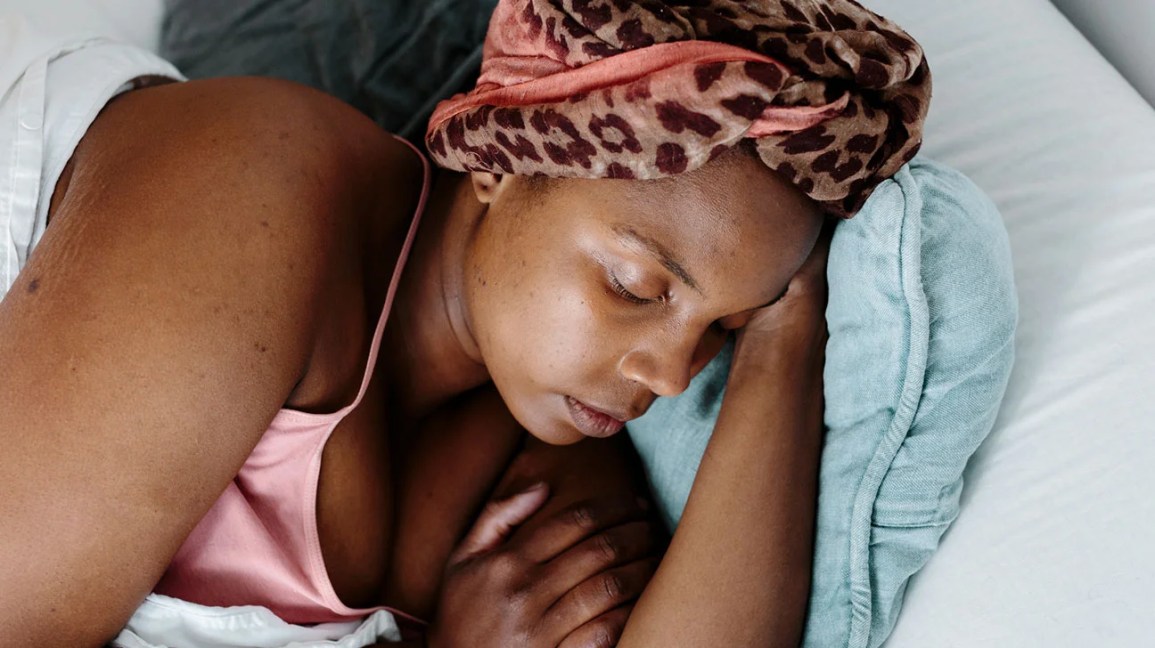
[92,76,409,206]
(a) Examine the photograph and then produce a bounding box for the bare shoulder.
[66,76,420,225]
[0,77,417,647]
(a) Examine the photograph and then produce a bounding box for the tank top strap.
[343,135,431,414]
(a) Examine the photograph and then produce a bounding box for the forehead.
[524,154,821,303]
[613,156,814,257]
[543,152,811,235]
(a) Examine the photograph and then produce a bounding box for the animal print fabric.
[425,0,931,217]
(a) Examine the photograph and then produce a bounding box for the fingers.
[556,605,632,648]
[536,520,657,605]
[549,557,657,646]
[449,482,549,565]
[512,495,649,564]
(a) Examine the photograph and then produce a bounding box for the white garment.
[0,15,181,301]
[112,594,402,648]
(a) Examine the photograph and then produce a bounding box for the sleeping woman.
[0,1,929,646]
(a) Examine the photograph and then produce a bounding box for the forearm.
[619,334,824,647]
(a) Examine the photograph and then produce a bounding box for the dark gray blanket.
[162,0,497,143]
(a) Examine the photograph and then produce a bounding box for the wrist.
[733,322,824,369]
[727,322,826,417]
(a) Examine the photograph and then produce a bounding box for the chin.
[506,396,587,446]
[522,419,587,446]
[491,381,591,445]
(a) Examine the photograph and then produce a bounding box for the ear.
[469,171,513,205]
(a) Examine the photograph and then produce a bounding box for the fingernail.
[523,481,548,494]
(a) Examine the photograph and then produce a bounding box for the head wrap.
[426,0,931,217]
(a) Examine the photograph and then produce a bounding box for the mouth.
[565,395,628,438]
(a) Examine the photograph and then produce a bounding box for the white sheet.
[861,0,1155,645]
[1050,0,1155,106]
[112,594,401,648]
[7,0,163,51]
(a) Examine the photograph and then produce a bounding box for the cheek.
[468,238,616,392]
[470,265,618,445]
[484,276,609,384]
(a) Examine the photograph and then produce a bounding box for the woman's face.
[463,150,824,445]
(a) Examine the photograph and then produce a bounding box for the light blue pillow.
[627,156,1017,648]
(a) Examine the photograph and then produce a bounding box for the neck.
[383,170,491,422]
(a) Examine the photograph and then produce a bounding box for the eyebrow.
[612,224,702,295]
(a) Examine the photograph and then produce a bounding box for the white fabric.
[112,594,401,648]
[1050,0,1155,106]
[0,16,181,301]
[859,0,1155,646]
[5,0,164,51]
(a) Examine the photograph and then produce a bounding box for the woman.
[0,1,929,646]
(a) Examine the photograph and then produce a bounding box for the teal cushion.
[627,157,1017,648]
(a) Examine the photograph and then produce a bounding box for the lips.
[565,395,627,438]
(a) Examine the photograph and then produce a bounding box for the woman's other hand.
[427,483,659,648]
[738,218,833,354]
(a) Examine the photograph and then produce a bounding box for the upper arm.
[0,77,389,646]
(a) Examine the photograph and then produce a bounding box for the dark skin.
[0,77,824,647]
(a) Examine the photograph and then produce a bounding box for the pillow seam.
[844,162,932,648]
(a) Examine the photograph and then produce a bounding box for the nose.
[619,349,689,397]
[618,324,727,398]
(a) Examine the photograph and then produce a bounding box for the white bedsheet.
[1050,0,1155,106]
[111,594,401,648]
[863,0,1155,645]
[8,0,163,51]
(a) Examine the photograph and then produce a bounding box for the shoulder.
[0,82,430,644]
[56,75,425,308]
[38,77,426,379]
[73,76,419,214]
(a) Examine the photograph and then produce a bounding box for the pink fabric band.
[426,0,932,217]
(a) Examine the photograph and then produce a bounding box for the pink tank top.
[154,137,430,631]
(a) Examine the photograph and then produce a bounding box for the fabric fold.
[426,0,931,217]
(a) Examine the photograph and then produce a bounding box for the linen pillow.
[627,156,1017,648]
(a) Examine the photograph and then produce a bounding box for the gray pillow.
[161,0,497,142]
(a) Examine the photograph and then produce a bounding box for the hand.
[738,218,834,352]
[426,484,659,648]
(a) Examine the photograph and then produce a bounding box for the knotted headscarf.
[426,0,931,217]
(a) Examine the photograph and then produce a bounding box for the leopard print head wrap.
[425,0,931,217]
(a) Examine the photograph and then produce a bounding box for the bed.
[9,0,1155,645]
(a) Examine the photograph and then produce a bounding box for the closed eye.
[610,272,655,305]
